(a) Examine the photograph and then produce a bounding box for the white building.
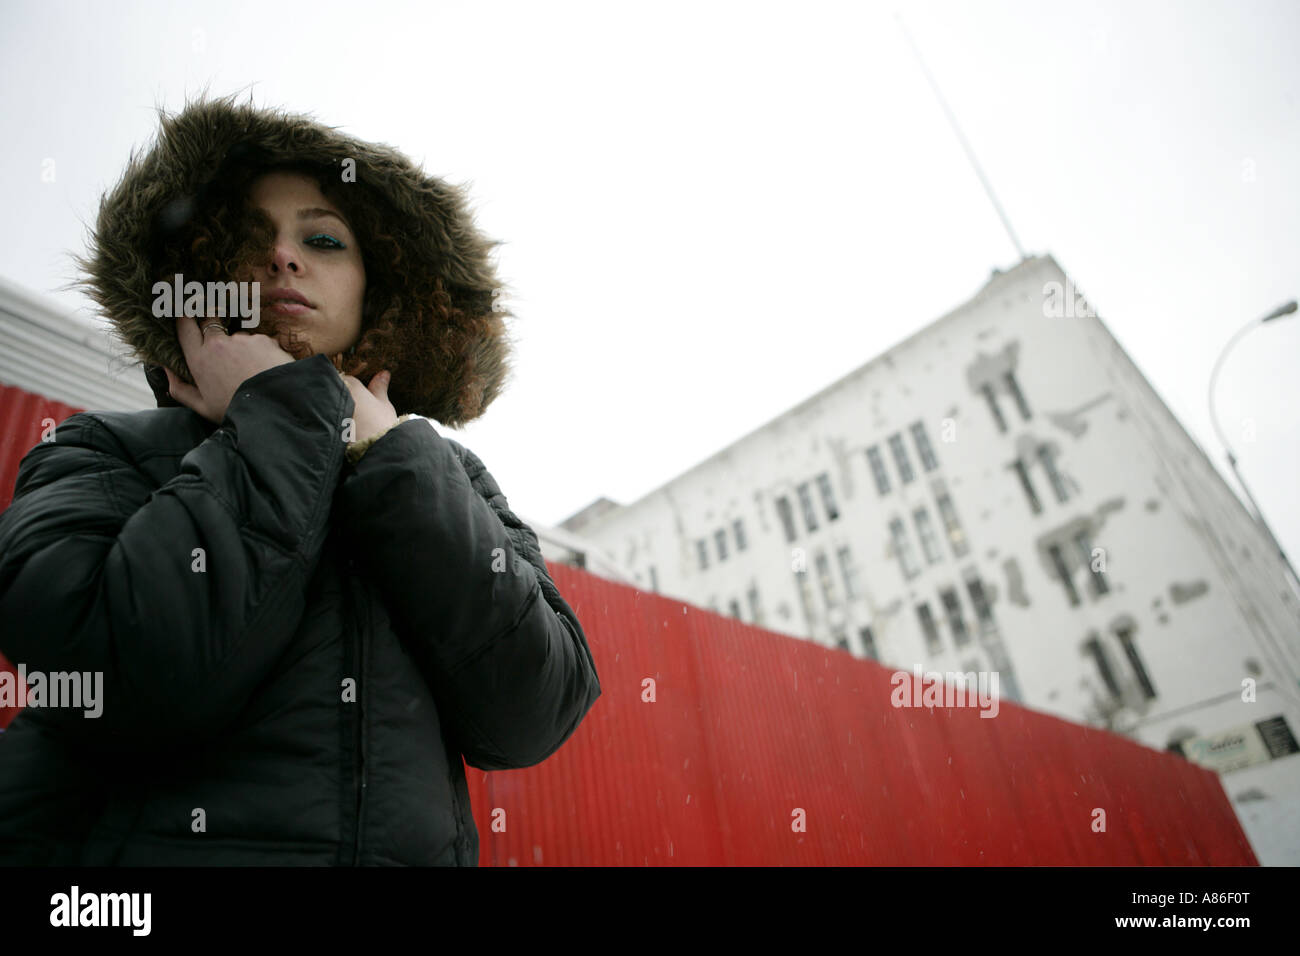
[563,253,1300,864]
[0,275,155,411]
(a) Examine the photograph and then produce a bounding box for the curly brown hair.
[152,151,504,423]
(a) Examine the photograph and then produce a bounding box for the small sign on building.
[1172,716,1300,774]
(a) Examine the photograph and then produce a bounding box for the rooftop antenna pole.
[895,12,1027,263]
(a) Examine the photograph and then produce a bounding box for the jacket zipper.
[349,562,368,866]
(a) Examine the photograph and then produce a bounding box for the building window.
[866,445,891,496]
[649,565,659,593]
[814,550,838,606]
[1011,459,1042,515]
[1005,370,1031,420]
[933,483,969,557]
[696,539,709,571]
[1048,543,1080,606]
[715,528,728,563]
[794,569,817,631]
[833,631,850,652]
[888,433,915,484]
[776,496,797,543]
[836,545,861,600]
[1074,530,1108,596]
[1038,445,1069,503]
[733,518,748,553]
[913,507,942,564]
[963,572,995,630]
[916,602,941,654]
[981,382,1007,433]
[728,598,742,620]
[747,582,763,625]
[859,625,878,661]
[797,482,818,534]
[816,473,839,521]
[1115,624,1156,700]
[939,587,970,647]
[889,517,921,578]
[911,421,939,472]
[1083,634,1122,698]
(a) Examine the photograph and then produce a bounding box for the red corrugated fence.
[463,564,1258,865]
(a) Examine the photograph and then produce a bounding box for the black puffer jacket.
[0,355,600,864]
[0,98,601,865]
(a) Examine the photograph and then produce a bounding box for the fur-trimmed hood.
[79,95,512,426]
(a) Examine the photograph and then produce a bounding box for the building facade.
[564,253,1300,864]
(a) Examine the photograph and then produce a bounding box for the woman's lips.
[266,300,312,315]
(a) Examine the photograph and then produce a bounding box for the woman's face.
[245,171,366,361]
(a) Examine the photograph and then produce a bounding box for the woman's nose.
[266,240,301,275]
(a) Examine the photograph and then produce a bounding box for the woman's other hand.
[163,316,296,425]
[341,369,399,445]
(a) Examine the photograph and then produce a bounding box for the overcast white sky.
[1,0,1297,575]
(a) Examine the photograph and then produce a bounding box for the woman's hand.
[342,369,399,446]
[163,316,295,425]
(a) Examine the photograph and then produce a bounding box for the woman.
[0,96,602,865]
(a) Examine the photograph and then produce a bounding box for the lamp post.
[1207,300,1300,605]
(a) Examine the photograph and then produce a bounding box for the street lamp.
[1207,299,1300,604]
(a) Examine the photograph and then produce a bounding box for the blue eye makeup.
[306,233,346,250]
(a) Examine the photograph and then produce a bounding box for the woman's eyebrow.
[297,207,351,229]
